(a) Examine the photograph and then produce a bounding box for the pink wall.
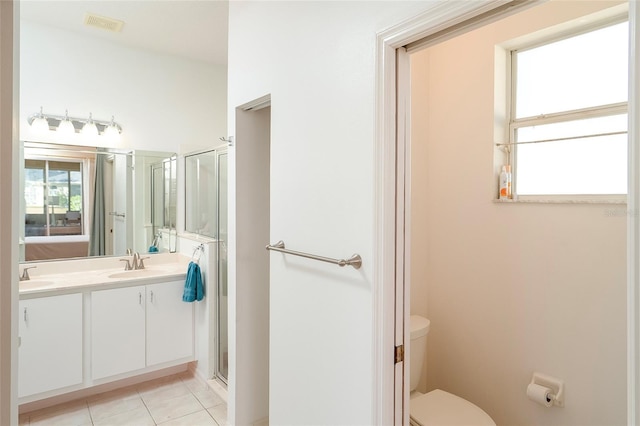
[410,1,627,424]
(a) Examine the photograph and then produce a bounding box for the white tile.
[21,372,229,426]
[29,401,92,426]
[146,392,204,424]
[139,380,191,405]
[89,395,146,423]
[193,388,225,409]
[93,405,155,426]
[208,404,228,426]
[206,380,228,404]
[179,374,210,393]
[157,409,218,426]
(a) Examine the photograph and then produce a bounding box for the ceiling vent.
[84,13,125,33]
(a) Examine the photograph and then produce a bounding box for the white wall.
[410,1,627,425]
[227,1,441,424]
[19,20,227,154]
[176,235,216,381]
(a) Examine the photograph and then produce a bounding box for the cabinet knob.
[138,293,142,305]
[23,307,27,322]
[150,291,154,303]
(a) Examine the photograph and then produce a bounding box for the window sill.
[494,197,627,205]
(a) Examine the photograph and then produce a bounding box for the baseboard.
[253,416,269,426]
[206,377,228,404]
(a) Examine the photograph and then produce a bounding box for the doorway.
[232,96,271,425]
[376,1,639,424]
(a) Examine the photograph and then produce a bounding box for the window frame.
[507,15,629,202]
[23,156,86,237]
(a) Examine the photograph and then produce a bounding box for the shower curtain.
[89,150,106,256]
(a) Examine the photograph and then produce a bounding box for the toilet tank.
[409,315,430,392]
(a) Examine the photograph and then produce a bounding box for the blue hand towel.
[182,261,204,302]
[148,245,159,253]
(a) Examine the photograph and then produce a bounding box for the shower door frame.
[214,146,229,385]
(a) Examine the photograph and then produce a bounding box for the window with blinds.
[24,158,84,236]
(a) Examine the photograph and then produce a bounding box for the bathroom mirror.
[19,142,177,262]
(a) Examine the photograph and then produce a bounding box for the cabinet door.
[19,293,83,398]
[146,281,194,366]
[91,286,146,380]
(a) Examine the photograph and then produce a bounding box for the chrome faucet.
[20,266,37,281]
[119,252,150,271]
[119,258,133,270]
[132,252,150,270]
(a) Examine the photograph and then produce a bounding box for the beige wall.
[0,2,18,424]
[410,1,627,425]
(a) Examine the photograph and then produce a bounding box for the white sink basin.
[19,280,56,290]
[108,269,168,279]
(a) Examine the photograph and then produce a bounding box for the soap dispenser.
[499,165,511,200]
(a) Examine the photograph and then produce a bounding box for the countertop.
[19,253,192,297]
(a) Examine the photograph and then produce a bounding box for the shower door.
[185,147,228,383]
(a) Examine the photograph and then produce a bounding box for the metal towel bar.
[266,240,362,270]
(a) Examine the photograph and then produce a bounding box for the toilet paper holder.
[529,372,564,407]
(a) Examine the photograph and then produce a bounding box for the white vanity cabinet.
[19,293,83,398]
[146,281,194,366]
[91,285,147,380]
[91,280,193,381]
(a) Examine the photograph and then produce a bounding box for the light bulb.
[57,110,75,137]
[103,116,121,143]
[82,113,99,139]
[31,107,49,134]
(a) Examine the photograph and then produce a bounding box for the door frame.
[230,95,271,426]
[373,0,640,424]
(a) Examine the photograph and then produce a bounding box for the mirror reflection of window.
[24,158,84,237]
[20,142,178,262]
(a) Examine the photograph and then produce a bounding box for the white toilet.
[409,315,496,426]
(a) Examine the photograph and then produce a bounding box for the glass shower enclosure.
[184,147,228,384]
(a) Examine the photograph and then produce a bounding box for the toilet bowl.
[409,315,496,426]
[409,390,495,426]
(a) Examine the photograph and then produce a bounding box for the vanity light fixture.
[28,108,123,139]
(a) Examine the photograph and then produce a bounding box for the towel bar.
[266,240,362,270]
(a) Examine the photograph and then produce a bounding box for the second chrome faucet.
[119,252,150,271]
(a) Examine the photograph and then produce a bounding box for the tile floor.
[19,371,227,426]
